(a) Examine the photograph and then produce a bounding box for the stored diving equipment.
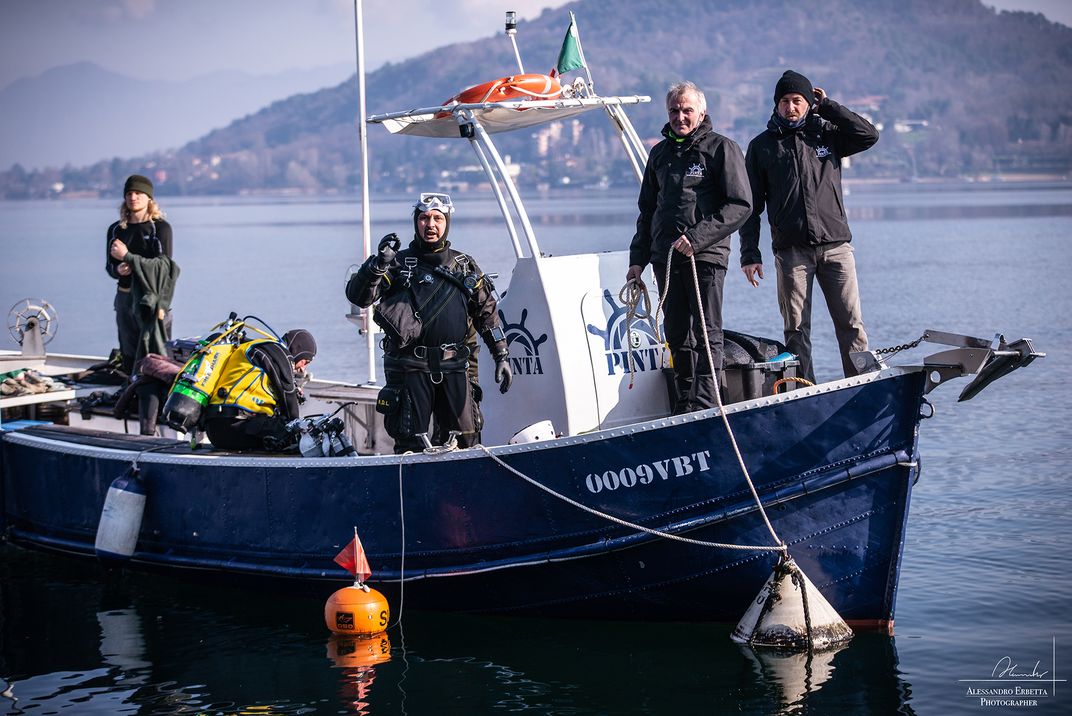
[160,314,274,433]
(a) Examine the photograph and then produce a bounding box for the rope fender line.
[678,247,785,552]
[611,248,788,554]
[476,444,783,552]
[398,249,790,556]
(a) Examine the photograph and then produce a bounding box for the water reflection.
[740,643,847,707]
[327,634,391,716]
[738,636,915,714]
[0,545,919,714]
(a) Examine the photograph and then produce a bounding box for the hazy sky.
[1,0,1069,90]
[0,0,564,89]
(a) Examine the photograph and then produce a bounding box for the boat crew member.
[345,192,512,453]
[202,328,317,451]
[627,81,752,414]
[738,71,879,382]
[106,174,175,376]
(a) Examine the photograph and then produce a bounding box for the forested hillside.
[4,0,1070,198]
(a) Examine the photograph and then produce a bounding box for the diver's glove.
[375,233,401,270]
[494,354,512,394]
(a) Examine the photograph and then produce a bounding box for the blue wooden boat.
[0,14,1043,632]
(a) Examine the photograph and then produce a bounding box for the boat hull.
[0,369,926,626]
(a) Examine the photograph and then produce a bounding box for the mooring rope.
[467,247,788,555]
[789,561,815,653]
[676,247,785,552]
[476,444,783,552]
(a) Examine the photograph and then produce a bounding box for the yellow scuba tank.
[161,318,245,433]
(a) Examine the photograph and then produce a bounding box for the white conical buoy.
[732,556,853,651]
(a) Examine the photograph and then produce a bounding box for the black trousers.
[387,369,479,453]
[114,290,139,375]
[654,262,726,413]
[205,414,289,451]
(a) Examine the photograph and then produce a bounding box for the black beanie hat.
[123,174,154,198]
[774,70,815,106]
[283,329,317,362]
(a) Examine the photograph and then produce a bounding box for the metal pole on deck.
[353,0,377,383]
[505,12,525,73]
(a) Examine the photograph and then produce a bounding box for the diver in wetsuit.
[345,192,511,453]
[202,329,316,451]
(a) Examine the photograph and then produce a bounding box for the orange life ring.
[437,74,562,117]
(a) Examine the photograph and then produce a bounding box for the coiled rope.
[618,278,664,389]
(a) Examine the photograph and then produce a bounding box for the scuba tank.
[161,314,245,432]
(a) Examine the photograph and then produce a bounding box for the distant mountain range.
[3,0,1070,199]
[0,60,352,170]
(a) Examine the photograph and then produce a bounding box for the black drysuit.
[346,238,508,452]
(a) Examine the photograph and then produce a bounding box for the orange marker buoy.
[324,584,390,636]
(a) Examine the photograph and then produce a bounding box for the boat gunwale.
[1,365,927,467]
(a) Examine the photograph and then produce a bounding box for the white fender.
[94,468,146,561]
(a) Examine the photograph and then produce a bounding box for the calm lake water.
[2,183,1071,714]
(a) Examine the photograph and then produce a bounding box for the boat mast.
[352,0,377,383]
[505,11,525,73]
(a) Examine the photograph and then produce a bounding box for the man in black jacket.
[739,70,879,383]
[345,192,511,453]
[627,81,752,414]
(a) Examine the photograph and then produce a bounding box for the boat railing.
[368,94,651,260]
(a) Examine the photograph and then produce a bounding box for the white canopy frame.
[368,95,651,260]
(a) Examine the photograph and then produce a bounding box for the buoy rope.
[476,444,782,552]
[789,560,815,653]
[677,249,786,552]
[397,251,790,556]
[388,457,407,630]
[617,278,664,389]
[130,441,182,470]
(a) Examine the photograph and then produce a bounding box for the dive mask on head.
[415,192,455,215]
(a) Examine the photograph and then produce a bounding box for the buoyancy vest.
[374,256,475,349]
[207,339,280,416]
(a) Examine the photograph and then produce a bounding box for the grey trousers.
[774,242,867,383]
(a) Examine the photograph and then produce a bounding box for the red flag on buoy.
[334,529,372,583]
